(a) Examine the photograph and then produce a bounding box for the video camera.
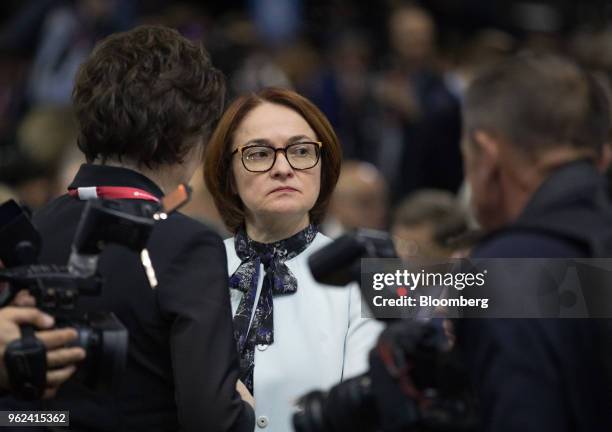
[293,229,479,432]
[0,186,188,400]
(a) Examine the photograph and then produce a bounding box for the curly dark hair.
[73,25,226,167]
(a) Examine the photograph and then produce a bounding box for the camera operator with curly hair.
[0,25,254,431]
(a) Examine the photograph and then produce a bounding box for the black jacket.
[3,164,254,431]
[456,161,612,431]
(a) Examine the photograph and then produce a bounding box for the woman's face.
[231,102,322,225]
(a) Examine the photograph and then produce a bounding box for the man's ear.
[473,130,501,164]
[470,130,503,191]
[467,130,505,231]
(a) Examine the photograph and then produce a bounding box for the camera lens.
[65,312,128,393]
[293,373,378,432]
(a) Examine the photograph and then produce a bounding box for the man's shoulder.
[162,211,219,237]
[33,194,78,224]
[149,212,224,259]
[472,229,588,259]
[34,197,224,263]
[34,196,221,239]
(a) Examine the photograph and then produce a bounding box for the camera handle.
[4,324,47,400]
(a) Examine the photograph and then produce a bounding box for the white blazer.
[225,233,384,432]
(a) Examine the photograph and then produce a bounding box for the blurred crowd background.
[2,0,612,258]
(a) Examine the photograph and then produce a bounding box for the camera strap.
[4,324,47,400]
[68,186,160,203]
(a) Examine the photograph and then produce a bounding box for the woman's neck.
[245,214,310,244]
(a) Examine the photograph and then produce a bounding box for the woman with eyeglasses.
[204,87,383,432]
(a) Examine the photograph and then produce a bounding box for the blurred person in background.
[323,160,388,238]
[303,31,380,163]
[26,0,135,107]
[444,28,516,102]
[511,1,563,55]
[248,0,302,48]
[53,144,86,198]
[8,107,78,210]
[0,0,134,213]
[0,25,255,431]
[205,87,383,432]
[213,12,293,97]
[456,54,612,431]
[391,189,468,260]
[0,184,17,204]
[568,27,612,194]
[374,2,463,204]
[231,50,292,95]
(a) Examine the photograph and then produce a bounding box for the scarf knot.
[230,224,317,393]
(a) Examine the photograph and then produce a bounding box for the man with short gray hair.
[456,54,612,431]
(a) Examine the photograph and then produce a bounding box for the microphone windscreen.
[308,234,364,286]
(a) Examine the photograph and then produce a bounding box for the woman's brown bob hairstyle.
[204,87,342,233]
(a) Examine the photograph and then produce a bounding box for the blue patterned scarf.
[230,224,317,393]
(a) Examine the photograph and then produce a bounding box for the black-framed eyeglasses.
[231,141,323,173]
